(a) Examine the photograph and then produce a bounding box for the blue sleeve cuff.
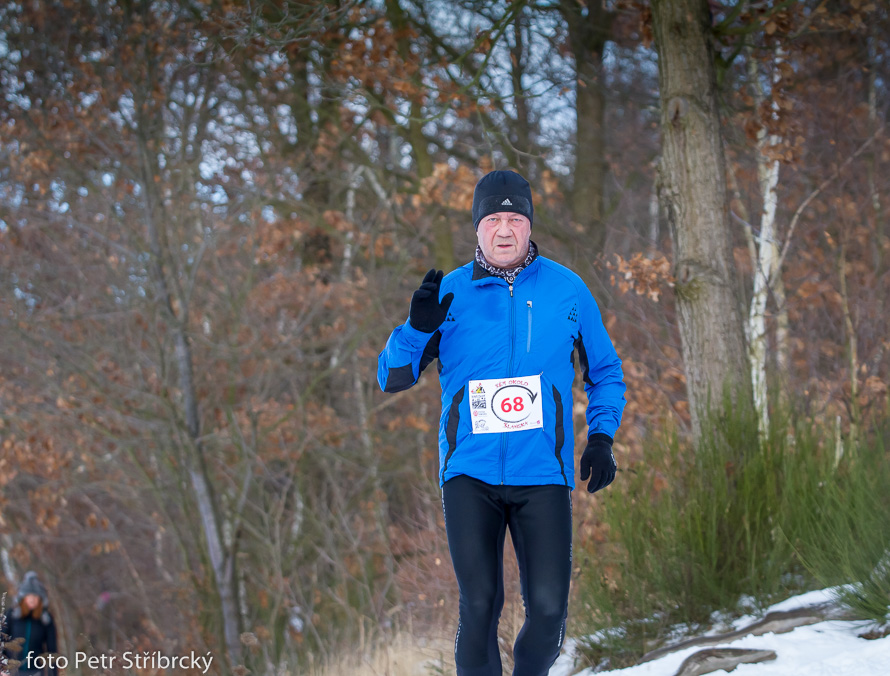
[402,320,437,344]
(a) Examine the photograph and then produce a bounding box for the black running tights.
[442,474,573,676]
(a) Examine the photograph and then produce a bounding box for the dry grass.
[310,633,455,676]
[308,600,534,675]
[309,536,542,675]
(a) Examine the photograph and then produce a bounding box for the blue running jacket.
[378,256,626,488]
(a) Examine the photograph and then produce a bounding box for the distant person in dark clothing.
[2,572,58,676]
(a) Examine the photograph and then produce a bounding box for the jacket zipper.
[527,300,533,352]
[501,282,516,484]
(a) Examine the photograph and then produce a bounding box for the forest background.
[0,1,888,675]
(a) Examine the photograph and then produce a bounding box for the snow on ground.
[550,589,890,676]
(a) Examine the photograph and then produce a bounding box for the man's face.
[476,212,531,269]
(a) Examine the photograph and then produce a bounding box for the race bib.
[468,375,544,434]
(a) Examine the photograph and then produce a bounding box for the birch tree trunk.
[747,49,783,439]
[652,0,753,442]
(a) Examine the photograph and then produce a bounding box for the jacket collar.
[471,255,541,285]
[471,260,493,281]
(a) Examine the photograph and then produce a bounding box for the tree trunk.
[511,9,534,171]
[747,48,783,440]
[867,21,884,273]
[386,0,455,271]
[748,152,779,439]
[560,0,611,249]
[137,131,243,669]
[652,0,752,441]
[772,264,790,377]
[838,241,860,456]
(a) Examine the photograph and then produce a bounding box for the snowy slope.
[551,589,890,676]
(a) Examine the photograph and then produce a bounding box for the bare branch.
[778,126,885,272]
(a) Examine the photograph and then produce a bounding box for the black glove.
[409,269,454,333]
[580,433,617,494]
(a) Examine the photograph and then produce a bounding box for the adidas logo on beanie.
[472,170,533,230]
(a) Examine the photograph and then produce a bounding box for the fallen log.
[674,647,777,676]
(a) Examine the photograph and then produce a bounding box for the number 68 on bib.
[468,375,544,434]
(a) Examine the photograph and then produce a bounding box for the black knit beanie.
[472,170,533,230]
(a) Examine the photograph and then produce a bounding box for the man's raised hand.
[409,269,454,333]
